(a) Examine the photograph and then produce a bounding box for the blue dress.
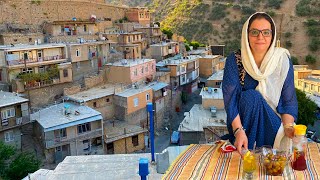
[222,52,298,149]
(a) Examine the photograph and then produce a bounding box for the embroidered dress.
[222,51,298,149]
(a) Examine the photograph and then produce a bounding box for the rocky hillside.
[116,0,320,67]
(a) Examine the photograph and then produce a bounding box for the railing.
[45,128,102,149]
[0,116,29,131]
[7,55,65,66]
[24,79,60,89]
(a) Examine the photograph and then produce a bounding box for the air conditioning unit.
[1,119,8,126]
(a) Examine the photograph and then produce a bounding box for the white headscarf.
[241,12,291,152]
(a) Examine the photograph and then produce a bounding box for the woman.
[222,12,298,154]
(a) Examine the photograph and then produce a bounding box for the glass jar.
[292,125,307,171]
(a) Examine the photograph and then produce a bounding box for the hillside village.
[0,0,320,179]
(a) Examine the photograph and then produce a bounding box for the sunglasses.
[248,29,272,37]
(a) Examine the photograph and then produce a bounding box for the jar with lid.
[292,125,307,171]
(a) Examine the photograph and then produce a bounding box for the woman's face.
[248,18,273,55]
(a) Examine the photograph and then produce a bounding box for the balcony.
[7,55,66,67]
[0,116,29,131]
[45,128,102,149]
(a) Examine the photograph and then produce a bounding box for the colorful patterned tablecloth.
[162,142,320,180]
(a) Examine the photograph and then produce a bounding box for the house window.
[134,68,138,76]
[29,38,32,42]
[60,128,67,138]
[0,69,2,81]
[84,25,87,32]
[63,69,68,77]
[61,25,64,34]
[132,135,139,146]
[93,102,97,108]
[311,84,314,90]
[133,98,139,107]
[216,82,221,86]
[146,93,150,101]
[145,66,148,72]
[141,67,144,74]
[38,66,45,73]
[23,52,28,60]
[22,68,33,74]
[77,123,91,134]
[1,108,15,119]
[83,139,90,151]
[106,98,110,102]
[76,49,81,57]
[55,146,61,152]
[5,131,14,142]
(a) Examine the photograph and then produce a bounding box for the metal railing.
[45,128,102,148]
[7,55,65,66]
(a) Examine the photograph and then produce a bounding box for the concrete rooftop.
[0,91,28,108]
[66,85,115,103]
[31,102,102,132]
[26,154,162,180]
[0,43,66,51]
[107,58,155,67]
[157,55,200,66]
[199,87,223,100]
[207,70,224,81]
[178,104,226,132]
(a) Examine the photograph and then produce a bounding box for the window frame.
[133,98,139,107]
[4,131,14,142]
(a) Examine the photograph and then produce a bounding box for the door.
[106,143,114,154]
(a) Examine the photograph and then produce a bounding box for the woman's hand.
[284,126,294,139]
[234,130,248,154]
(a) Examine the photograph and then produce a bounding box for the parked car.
[171,131,180,144]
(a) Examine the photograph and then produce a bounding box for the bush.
[308,38,320,52]
[209,4,227,20]
[161,28,173,39]
[284,32,292,38]
[296,88,317,126]
[291,56,299,65]
[307,26,320,37]
[267,10,276,17]
[285,40,292,48]
[241,6,256,15]
[305,54,317,64]
[185,44,191,51]
[267,0,283,9]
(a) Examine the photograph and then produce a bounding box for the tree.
[5,153,41,180]
[290,56,299,65]
[0,142,41,180]
[296,88,317,126]
[161,27,173,39]
[305,54,317,64]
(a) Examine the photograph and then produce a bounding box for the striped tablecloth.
[162,142,320,180]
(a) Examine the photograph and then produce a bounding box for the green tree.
[305,54,317,64]
[5,153,41,180]
[0,142,15,175]
[0,142,41,180]
[296,88,317,126]
[290,56,299,65]
[161,27,173,39]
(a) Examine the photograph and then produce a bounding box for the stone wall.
[63,85,81,95]
[0,1,127,29]
[84,73,104,89]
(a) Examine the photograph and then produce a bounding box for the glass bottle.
[292,125,307,171]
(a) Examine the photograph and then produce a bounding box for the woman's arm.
[277,61,298,138]
[222,53,248,153]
